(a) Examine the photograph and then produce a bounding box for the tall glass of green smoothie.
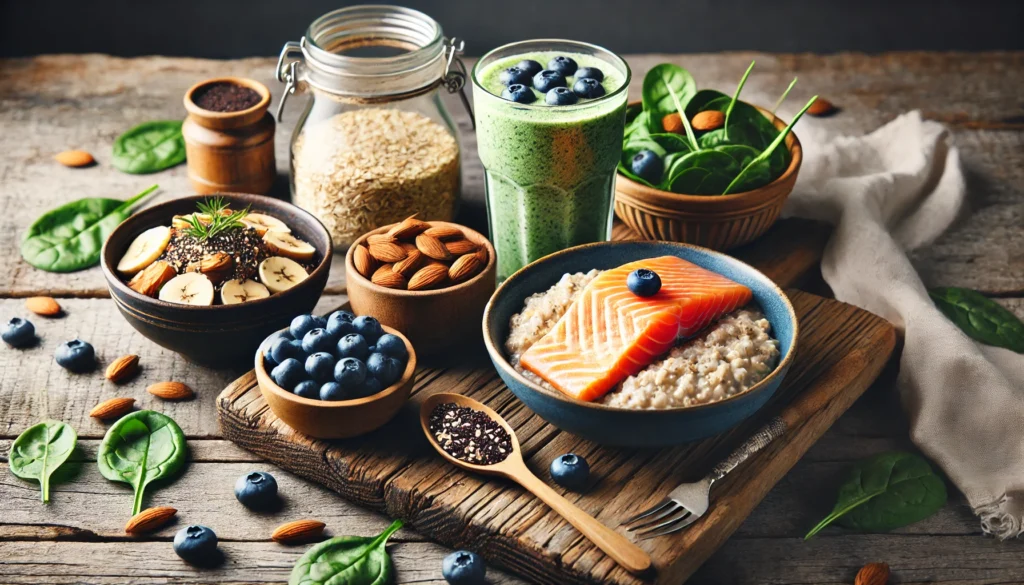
[472,40,630,281]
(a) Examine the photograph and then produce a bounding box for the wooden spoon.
[420,392,653,575]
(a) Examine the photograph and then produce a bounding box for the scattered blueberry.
[501,83,536,104]
[289,314,324,340]
[359,376,384,398]
[293,380,320,399]
[532,70,566,93]
[260,330,292,366]
[352,316,383,343]
[367,352,403,386]
[367,345,377,353]
[326,310,356,338]
[547,55,578,76]
[573,77,606,99]
[550,453,590,490]
[54,339,95,373]
[336,333,369,361]
[515,59,543,77]
[305,351,336,382]
[374,333,407,360]
[545,86,578,106]
[271,358,306,391]
[302,328,335,355]
[173,525,218,564]
[334,357,368,390]
[627,268,662,297]
[270,338,304,364]
[234,471,278,509]
[574,66,604,82]
[442,550,486,585]
[498,66,532,87]
[630,149,664,183]
[319,381,350,401]
[2,317,35,348]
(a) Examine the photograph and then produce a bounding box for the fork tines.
[623,500,699,538]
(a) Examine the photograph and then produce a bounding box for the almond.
[54,150,96,167]
[473,247,489,264]
[353,244,376,278]
[272,519,326,544]
[444,239,477,256]
[188,252,233,284]
[408,263,449,291]
[808,97,837,116]
[25,296,61,317]
[449,254,483,283]
[125,506,177,534]
[387,215,430,239]
[367,233,397,246]
[128,261,177,297]
[89,397,136,420]
[399,241,418,252]
[105,354,140,383]
[691,110,725,131]
[415,234,451,261]
[855,562,889,585]
[371,265,407,289]
[369,241,407,263]
[147,381,194,401]
[423,225,464,240]
[662,113,684,134]
[392,249,424,278]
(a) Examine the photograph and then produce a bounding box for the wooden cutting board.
[217,219,896,585]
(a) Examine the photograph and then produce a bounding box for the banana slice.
[117,226,172,275]
[220,279,270,305]
[158,272,215,306]
[259,256,309,294]
[242,213,290,236]
[263,231,315,261]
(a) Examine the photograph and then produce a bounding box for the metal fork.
[622,417,788,538]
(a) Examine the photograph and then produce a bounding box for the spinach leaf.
[723,95,816,194]
[97,410,187,515]
[772,77,799,116]
[806,451,946,538]
[929,287,1024,352]
[714,144,761,169]
[696,95,788,175]
[21,184,158,273]
[112,121,186,174]
[665,84,701,152]
[290,519,404,585]
[8,421,77,503]
[624,109,650,140]
[723,60,756,140]
[617,162,657,188]
[642,64,696,133]
[665,150,739,194]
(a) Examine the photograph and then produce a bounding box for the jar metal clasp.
[275,39,305,122]
[443,37,475,130]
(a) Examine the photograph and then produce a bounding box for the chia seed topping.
[161,227,269,285]
[428,403,512,466]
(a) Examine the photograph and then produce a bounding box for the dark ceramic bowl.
[482,241,798,447]
[101,194,332,366]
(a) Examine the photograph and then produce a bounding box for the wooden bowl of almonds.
[345,217,496,355]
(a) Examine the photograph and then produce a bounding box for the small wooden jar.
[182,77,275,195]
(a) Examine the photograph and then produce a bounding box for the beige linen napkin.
[774,108,1024,539]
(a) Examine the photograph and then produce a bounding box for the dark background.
[2,0,1022,57]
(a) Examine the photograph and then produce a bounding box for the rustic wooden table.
[0,52,1021,584]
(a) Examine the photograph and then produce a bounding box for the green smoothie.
[472,43,630,281]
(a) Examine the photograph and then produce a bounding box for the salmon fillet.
[519,256,753,402]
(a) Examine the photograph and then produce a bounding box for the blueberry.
[293,380,320,399]
[336,333,369,361]
[319,381,351,401]
[359,376,384,397]
[630,149,664,183]
[441,550,486,585]
[550,453,590,491]
[259,330,292,366]
[498,66,532,87]
[573,77,606,99]
[326,310,356,338]
[367,352,403,386]
[574,66,604,82]
[302,328,335,355]
[271,358,306,391]
[305,351,336,382]
[173,525,218,564]
[352,316,383,343]
[515,59,543,77]
[547,56,578,76]
[2,317,35,348]
[270,338,304,364]
[289,314,324,340]
[627,268,662,297]
[234,471,278,509]
[545,86,578,106]
[334,357,368,390]
[500,83,536,104]
[374,333,407,360]
[54,339,95,373]
[532,70,566,93]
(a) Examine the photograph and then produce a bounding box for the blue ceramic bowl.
[482,241,798,447]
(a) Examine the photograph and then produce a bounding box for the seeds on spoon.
[428,402,512,465]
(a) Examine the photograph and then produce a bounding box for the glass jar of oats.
[276,6,469,249]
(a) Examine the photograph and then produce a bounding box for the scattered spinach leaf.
[97,410,187,515]
[929,287,1024,352]
[8,421,77,503]
[641,64,696,133]
[112,120,186,174]
[723,95,817,194]
[289,519,404,585]
[806,451,947,539]
[21,184,158,272]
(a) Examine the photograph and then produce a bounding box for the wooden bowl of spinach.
[615,62,813,250]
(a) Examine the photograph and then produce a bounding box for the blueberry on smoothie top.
[532,70,567,94]
[515,59,543,77]
[501,83,536,104]
[630,150,664,183]
[545,86,578,106]
[498,66,532,87]
[573,77,606,99]
[574,66,604,82]
[547,55,578,76]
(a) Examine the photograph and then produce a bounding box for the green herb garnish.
[183,197,250,241]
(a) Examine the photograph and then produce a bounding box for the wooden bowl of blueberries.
[254,308,416,439]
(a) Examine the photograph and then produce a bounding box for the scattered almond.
[272,519,326,544]
[449,254,483,283]
[147,381,194,401]
[408,263,449,291]
[692,110,725,131]
[353,245,376,278]
[105,354,140,383]
[128,261,177,297]
[807,97,837,117]
[25,296,61,317]
[89,397,136,420]
[54,150,96,168]
[371,265,407,289]
[855,562,889,585]
[387,215,430,239]
[369,241,408,264]
[125,506,177,534]
[662,113,684,134]
[422,225,464,240]
[392,249,424,278]
[415,234,451,261]
[367,233,397,246]
[444,239,477,256]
